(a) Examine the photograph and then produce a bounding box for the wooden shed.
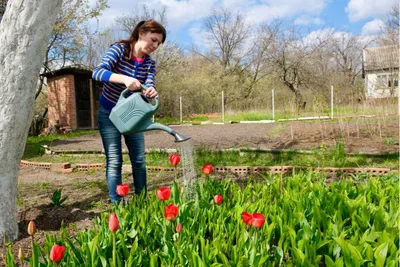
[42,66,102,130]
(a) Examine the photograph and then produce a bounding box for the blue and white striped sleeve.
[92,43,124,83]
[144,61,157,88]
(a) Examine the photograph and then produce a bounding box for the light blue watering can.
[109,85,190,142]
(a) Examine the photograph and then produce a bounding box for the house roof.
[41,65,93,78]
[363,45,399,72]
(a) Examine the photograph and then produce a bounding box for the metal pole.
[272,89,275,120]
[179,96,182,124]
[331,85,334,119]
[222,91,225,122]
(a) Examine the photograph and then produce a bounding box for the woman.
[92,19,166,203]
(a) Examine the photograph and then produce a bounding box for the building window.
[377,74,399,88]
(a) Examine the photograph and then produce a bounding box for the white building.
[363,45,399,98]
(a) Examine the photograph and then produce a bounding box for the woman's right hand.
[124,76,142,90]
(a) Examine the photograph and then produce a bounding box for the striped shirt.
[92,43,157,111]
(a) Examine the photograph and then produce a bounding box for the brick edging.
[20,160,396,177]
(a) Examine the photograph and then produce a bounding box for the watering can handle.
[140,84,160,110]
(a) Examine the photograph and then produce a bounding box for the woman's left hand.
[144,87,159,99]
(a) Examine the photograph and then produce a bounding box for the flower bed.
[6,170,399,266]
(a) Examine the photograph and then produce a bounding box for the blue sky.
[90,0,397,47]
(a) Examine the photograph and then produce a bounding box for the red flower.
[176,222,182,233]
[27,220,36,236]
[251,213,265,228]
[156,187,171,201]
[116,184,130,197]
[214,194,223,204]
[202,164,213,175]
[169,154,181,166]
[164,204,179,221]
[49,244,66,262]
[241,212,253,226]
[109,213,119,232]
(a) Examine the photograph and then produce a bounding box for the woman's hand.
[143,87,159,99]
[124,76,142,90]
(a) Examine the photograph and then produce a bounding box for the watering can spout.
[170,130,191,143]
[144,122,191,143]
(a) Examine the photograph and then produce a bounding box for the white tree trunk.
[0,0,62,243]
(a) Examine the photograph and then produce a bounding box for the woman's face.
[136,32,163,55]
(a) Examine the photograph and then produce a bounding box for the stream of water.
[178,140,197,200]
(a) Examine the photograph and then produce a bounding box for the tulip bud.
[109,213,119,232]
[18,247,24,262]
[202,164,213,175]
[169,154,181,166]
[116,184,130,197]
[27,220,36,236]
[156,187,171,201]
[49,244,66,262]
[251,213,265,228]
[214,194,223,204]
[164,204,179,221]
[176,222,182,233]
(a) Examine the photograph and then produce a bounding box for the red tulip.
[169,154,181,166]
[156,187,171,201]
[27,220,36,236]
[251,213,265,228]
[109,213,119,232]
[116,184,130,197]
[49,244,66,262]
[214,194,223,204]
[202,164,213,175]
[176,222,182,233]
[164,204,179,221]
[241,212,253,226]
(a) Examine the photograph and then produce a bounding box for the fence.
[169,85,399,123]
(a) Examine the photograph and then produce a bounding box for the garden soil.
[2,118,399,264]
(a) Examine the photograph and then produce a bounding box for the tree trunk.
[0,0,62,244]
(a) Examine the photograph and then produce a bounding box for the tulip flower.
[116,184,130,197]
[202,164,213,175]
[156,187,171,201]
[164,204,179,221]
[109,213,119,232]
[251,213,265,228]
[49,244,66,262]
[27,220,36,236]
[214,194,223,204]
[176,222,182,233]
[241,212,253,226]
[169,154,181,166]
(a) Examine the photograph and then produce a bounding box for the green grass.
[25,145,399,170]
[23,130,97,159]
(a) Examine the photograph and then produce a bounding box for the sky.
[89,0,398,48]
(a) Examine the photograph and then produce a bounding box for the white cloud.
[294,16,324,25]
[361,19,386,35]
[345,0,397,22]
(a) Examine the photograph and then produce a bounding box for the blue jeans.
[98,106,147,202]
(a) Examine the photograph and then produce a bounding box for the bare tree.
[0,0,62,244]
[378,3,400,45]
[269,25,326,110]
[115,4,168,34]
[202,8,251,69]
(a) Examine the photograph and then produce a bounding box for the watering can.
[109,85,190,142]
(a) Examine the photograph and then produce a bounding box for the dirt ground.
[49,118,399,154]
[2,117,399,264]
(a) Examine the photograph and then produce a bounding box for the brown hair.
[118,19,166,58]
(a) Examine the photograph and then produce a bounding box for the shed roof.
[363,45,399,72]
[41,65,93,78]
